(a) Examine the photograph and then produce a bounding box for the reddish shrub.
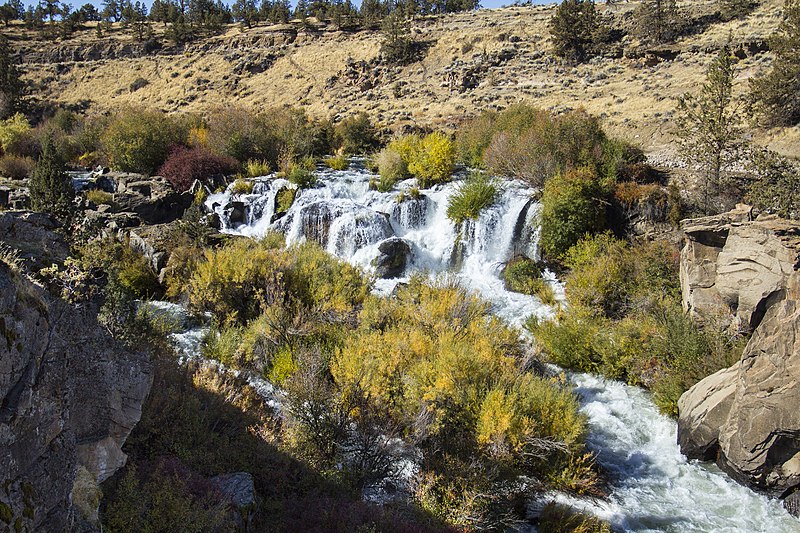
[158,146,238,192]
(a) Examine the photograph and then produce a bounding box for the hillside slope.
[11,0,798,158]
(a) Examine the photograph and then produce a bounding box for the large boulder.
[677,365,738,461]
[372,237,411,279]
[678,207,800,514]
[717,274,800,498]
[111,173,193,225]
[681,205,799,333]
[0,251,152,529]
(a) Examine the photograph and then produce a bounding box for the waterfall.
[204,167,798,532]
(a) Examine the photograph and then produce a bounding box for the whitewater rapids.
[202,163,798,532]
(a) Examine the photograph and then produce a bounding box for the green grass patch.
[446,172,500,224]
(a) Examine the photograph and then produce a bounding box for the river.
[200,163,798,532]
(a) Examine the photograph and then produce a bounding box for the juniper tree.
[676,46,744,213]
[29,134,75,221]
[0,35,22,119]
[749,0,800,126]
[745,150,800,220]
[634,0,680,44]
[549,0,598,63]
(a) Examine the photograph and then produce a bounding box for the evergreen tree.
[232,0,258,27]
[745,149,800,219]
[77,3,100,21]
[102,0,121,22]
[0,35,22,119]
[676,46,744,213]
[634,0,680,44]
[380,11,418,64]
[29,134,75,222]
[549,0,598,63]
[24,5,46,29]
[749,0,800,126]
[41,0,60,24]
[0,3,18,25]
[294,0,307,19]
[149,0,175,26]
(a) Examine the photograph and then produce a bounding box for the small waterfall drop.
[205,166,798,532]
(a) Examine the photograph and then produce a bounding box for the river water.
[202,163,798,532]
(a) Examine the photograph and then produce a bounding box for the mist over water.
[206,164,798,532]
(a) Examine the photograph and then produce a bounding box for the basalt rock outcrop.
[0,211,70,271]
[677,207,800,515]
[0,236,152,529]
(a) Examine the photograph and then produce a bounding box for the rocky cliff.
[678,206,800,515]
[0,214,152,531]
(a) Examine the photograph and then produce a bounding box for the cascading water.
[205,163,798,532]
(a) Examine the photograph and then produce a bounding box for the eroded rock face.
[678,207,800,514]
[718,274,800,498]
[0,212,70,271]
[680,205,800,333]
[0,260,152,530]
[677,365,738,462]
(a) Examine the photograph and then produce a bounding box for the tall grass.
[446,172,500,224]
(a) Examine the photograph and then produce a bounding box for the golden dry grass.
[11,0,796,157]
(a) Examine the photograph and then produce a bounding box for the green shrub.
[0,113,31,155]
[206,107,278,164]
[325,152,349,171]
[375,147,408,191]
[546,453,606,498]
[334,278,584,462]
[460,106,640,188]
[201,325,243,367]
[476,373,587,456]
[101,109,188,174]
[408,132,455,188]
[285,156,317,188]
[745,149,800,219]
[455,110,500,168]
[265,107,333,160]
[502,256,556,304]
[528,307,610,373]
[529,232,740,416]
[539,166,608,261]
[275,187,296,214]
[102,462,231,533]
[446,172,500,224]
[188,237,288,325]
[334,112,377,154]
[384,133,455,189]
[245,158,271,178]
[230,178,254,195]
[85,189,114,205]
[650,307,745,416]
[187,237,369,327]
[564,234,680,318]
[0,154,34,179]
[502,256,543,293]
[268,345,298,384]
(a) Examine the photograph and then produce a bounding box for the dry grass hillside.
[9,0,799,159]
